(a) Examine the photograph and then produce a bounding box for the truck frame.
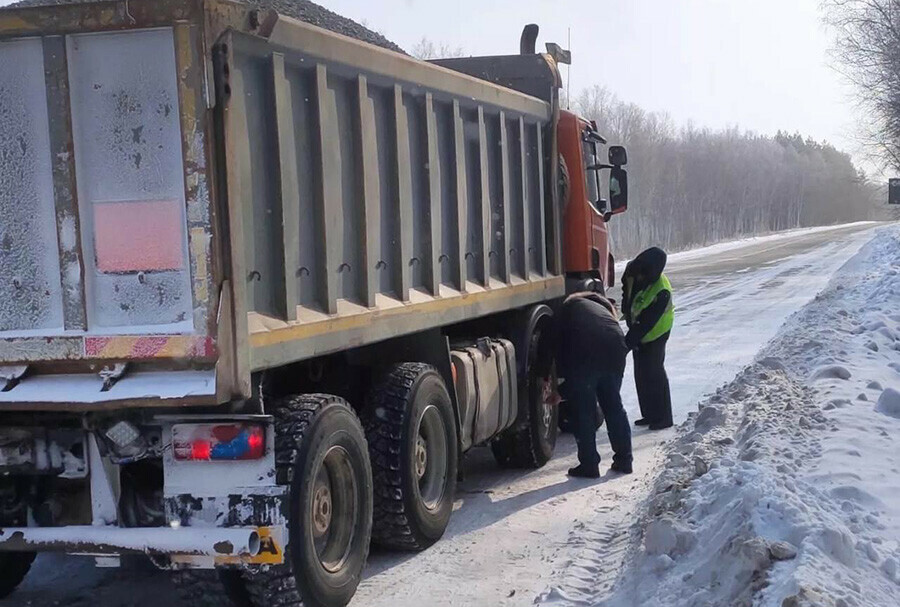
[0,1,628,605]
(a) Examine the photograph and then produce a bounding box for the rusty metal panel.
[0,338,83,363]
[43,36,87,332]
[218,33,252,399]
[0,0,202,38]
[174,23,216,337]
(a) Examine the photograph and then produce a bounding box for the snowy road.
[1,222,881,607]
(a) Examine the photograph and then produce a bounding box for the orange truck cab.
[557,110,629,294]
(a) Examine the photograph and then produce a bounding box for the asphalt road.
[1,221,884,607]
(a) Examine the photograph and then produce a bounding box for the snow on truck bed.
[546,225,900,607]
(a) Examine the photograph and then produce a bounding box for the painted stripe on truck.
[249,277,565,371]
[84,336,216,359]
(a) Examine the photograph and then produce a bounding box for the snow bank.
[876,388,900,419]
[552,226,900,607]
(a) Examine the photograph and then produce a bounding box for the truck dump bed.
[0,0,564,405]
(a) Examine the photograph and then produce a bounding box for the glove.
[625,332,640,351]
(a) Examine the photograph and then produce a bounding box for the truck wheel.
[244,394,372,607]
[0,479,33,599]
[0,553,34,599]
[363,363,458,551]
[172,569,253,607]
[491,323,558,468]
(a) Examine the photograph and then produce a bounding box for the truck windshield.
[582,138,605,213]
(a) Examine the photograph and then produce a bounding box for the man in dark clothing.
[543,292,633,478]
[622,247,674,431]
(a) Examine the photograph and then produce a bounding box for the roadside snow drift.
[551,226,900,607]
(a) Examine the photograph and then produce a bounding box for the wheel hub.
[415,435,428,480]
[414,404,448,511]
[313,484,333,536]
[309,445,358,574]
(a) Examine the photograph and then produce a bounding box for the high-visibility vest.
[631,274,674,344]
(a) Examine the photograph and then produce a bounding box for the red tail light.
[173,424,265,461]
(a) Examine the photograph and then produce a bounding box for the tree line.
[571,86,879,258]
[825,0,900,220]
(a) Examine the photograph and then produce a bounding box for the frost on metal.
[0,39,65,334]
[67,28,193,331]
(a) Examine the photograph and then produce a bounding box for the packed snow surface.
[545,226,900,607]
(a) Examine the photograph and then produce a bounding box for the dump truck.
[0,1,629,605]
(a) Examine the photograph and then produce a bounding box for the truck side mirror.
[609,145,627,167]
[609,167,628,215]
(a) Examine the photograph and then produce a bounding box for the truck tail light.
[173,424,265,461]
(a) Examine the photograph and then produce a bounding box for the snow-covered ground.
[353,223,881,606]
[1,222,883,607]
[546,225,900,607]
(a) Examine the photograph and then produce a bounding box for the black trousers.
[633,331,672,427]
[565,369,632,468]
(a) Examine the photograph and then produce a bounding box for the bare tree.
[825,0,900,173]
[411,37,466,60]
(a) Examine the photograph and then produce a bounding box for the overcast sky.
[322,0,861,161]
[0,0,868,172]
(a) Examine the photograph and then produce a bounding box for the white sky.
[322,0,865,168]
[0,0,869,172]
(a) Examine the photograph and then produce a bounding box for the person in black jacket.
[622,247,674,430]
[542,292,633,478]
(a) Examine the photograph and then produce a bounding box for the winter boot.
[567,464,600,479]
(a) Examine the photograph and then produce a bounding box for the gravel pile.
[4,0,405,53]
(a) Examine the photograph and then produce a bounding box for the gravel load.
[4,0,405,53]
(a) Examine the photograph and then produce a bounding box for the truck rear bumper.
[0,525,261,557]
[0,370,217,411]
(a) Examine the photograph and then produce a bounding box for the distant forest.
[570,86,880,258]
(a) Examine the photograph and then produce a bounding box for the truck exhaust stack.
[520,23,539,54]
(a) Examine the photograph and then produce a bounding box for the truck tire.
[0,479,33,599]
[0,553,34,599]
[491,323,558,468]
[244,394,372,607]
[172,569,253,607]
[363,363,458,551]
